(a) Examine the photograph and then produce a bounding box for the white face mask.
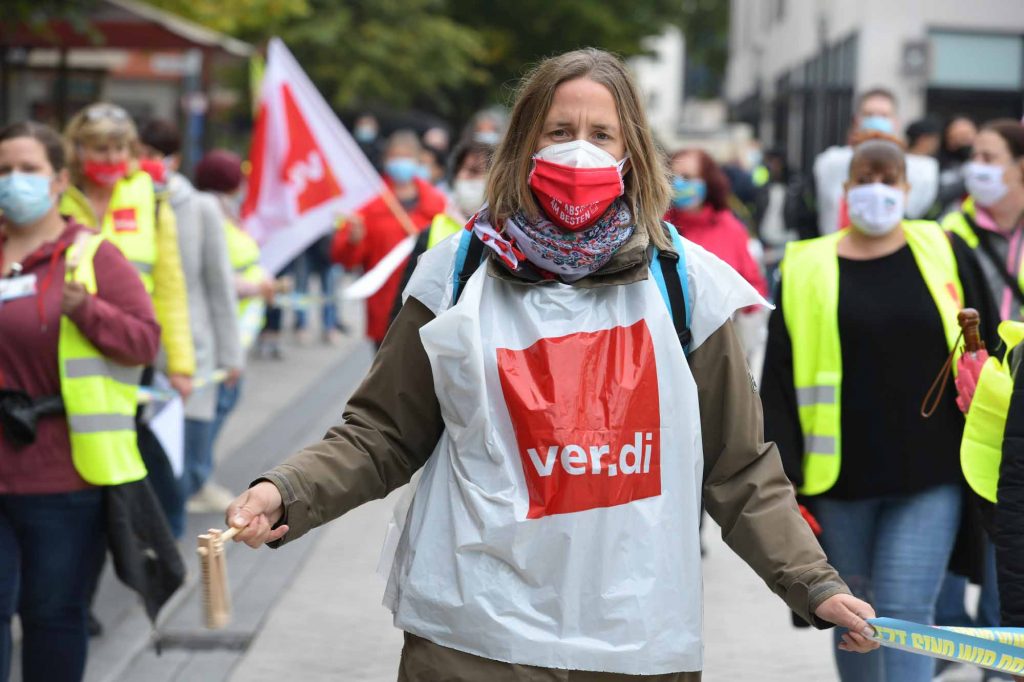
[847,183,905,236]
[534,139,623,169]
[965,161,1010,207]
[453,177,486,217]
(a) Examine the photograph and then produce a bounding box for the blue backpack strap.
[452,230,486,304]
[650,223,693,353]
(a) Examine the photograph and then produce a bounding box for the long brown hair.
[486,48,671,250]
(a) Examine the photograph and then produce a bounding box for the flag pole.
[378,186,420,237]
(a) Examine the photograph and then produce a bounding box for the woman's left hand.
[814,593,881,653]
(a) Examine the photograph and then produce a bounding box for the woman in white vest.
[762,140,997,682]
[227,48,878,681]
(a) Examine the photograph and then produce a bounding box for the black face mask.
[950,145,973,162]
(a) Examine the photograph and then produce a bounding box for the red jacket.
[0,219,161,494]
[331,178,447,343]
[665,205,768,297]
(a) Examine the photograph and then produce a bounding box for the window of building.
[930,30,1023,91]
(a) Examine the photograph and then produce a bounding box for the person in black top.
[762,140,998,682]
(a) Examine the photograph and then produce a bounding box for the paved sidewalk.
[229,509,997,682]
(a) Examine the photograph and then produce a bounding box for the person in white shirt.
[814,88,939,235]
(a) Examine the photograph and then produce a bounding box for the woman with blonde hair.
[60,103,194,397]
[227,48,878,680]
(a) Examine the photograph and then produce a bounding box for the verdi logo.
[497,321,662,518]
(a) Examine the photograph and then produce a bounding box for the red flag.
[243,38,382,275]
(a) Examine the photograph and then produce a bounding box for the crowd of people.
[2,44,1024,682]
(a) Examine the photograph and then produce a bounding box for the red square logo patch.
[497,321,662,519]
[111,208,138,233]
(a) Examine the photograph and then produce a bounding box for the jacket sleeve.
[68,241,162,367]
[694,320,849,626]
[760,282,805,484]
[997,345,1024,626]
[198,195,243,369]
[258,296,444,545]
[152,199,195,375]
[330,217,368,270]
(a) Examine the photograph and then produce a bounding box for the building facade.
[725,0,1024,171]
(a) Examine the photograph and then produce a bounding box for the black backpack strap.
[453,233,487,305]
[656,249,692,350]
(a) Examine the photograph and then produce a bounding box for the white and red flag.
[241,38,383,275]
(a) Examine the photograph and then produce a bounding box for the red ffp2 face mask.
[82,160,129,188]
[528,140,627,232]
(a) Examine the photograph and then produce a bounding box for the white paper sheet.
[149,395,185,479]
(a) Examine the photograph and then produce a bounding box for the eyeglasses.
[82,104,131,123]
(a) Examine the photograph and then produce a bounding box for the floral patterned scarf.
[471,200,634,282]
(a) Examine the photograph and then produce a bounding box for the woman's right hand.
[226,481,289,547]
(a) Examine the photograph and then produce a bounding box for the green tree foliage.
[147,0,309,36]
[7,0,728,124]
[275,0,487,114]
[446,0,685,113]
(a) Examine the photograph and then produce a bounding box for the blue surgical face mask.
[671,176,706,209]
[385,157,420,184]
[414,163,432,181]
[354,126,377,144]
[860,115,895,135]
[0,172,54,227]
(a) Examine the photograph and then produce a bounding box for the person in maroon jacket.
[331,130,447,347]
[665,148,768,297]
[0,121,161,682]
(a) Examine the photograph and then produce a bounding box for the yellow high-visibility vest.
[60,172,158,293]
[781,221,964,496]
[223,218,266,350]
[961,321,1024,502]
[426,213,463,250]
[943,197,1024,317]
[59,234,147,485]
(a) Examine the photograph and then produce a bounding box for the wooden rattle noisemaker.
[957,308,986,356]
[197,526,239,629]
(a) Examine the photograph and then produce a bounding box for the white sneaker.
[186,482,238,514]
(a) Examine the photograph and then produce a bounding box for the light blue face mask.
[385,157,420,184]
[414,163,432,181]
[671,176,706,209]
[860,116,895,135]
[0,172,54,227]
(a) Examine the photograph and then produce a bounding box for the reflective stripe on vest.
[60,172,159,293]
[59,234,147,486]
[961,321,1024,502]
[781,221,964,496]
[426,214,463,250]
